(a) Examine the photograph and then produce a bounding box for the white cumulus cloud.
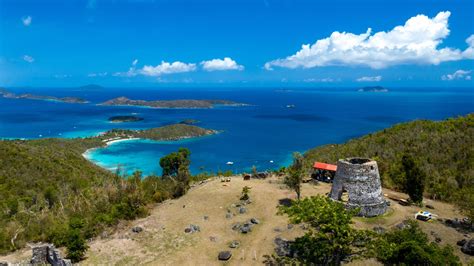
[200,57,244,71]
[265,11,474,70]
[22,16,32,26]
[23,55,34,63]
[140,61,196,76]
[356,75,382,82]
[463,35,474,59]
[114,60,196,77]
[441,70,471,80]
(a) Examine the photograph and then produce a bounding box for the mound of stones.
[231,218,260,234]
[29,243,72,266]
[457,238,474,256]
[444,217,474,232]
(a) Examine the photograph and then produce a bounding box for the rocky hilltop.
[0,88,88,104]
[100,96,244,109]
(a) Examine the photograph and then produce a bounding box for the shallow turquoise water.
[1,87,473,175]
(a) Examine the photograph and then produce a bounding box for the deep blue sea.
[1,87,472,176]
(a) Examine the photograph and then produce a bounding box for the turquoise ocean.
[1,87,472,176]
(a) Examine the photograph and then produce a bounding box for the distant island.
[0,88,89,104]
[99,96,245,109]
[108,115,144,123]
[358,86,389,92]
[179,119,200,125]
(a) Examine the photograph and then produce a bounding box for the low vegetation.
[304,114,474,218]
[277,195,460,265]
[278,195,370,265]
[283,152,305,200]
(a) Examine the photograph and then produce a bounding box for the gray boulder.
[457,239,467,246]
[30,244,72,266]
[250,218,260,224]
[218,251,232,261]
[132,226,143,233]
[240,223,252,234]
[461,239,474,256]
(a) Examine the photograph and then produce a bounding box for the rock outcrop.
[30,244,71,266]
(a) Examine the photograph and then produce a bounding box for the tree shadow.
[278,198,293,207]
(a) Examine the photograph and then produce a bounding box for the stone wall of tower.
[329,158,387,217]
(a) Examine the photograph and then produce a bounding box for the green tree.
[65,218,88,263]
[159,148,191,197]
[402,154,425,204]
[373,220,460,265]
[279,195,370,265]
[284,152,304,200]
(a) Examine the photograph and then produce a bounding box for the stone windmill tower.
[329,158,387,217]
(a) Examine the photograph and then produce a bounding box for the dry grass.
[1,175,472,265]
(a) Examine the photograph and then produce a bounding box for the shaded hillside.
[304,114,474,215]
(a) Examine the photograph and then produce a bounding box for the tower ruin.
[329,158,387,217]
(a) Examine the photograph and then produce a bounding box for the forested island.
[358,86,389,92]
[0,88,88,104]
[108,115,144,123]
[99,96,244,108]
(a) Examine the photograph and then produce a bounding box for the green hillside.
[304,114,474,217]
[0,124,214,254]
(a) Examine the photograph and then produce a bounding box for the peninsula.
[0,88,89,104]
[98,124,217,142]
[99,96,244,109]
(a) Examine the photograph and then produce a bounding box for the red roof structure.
[313,162,337,172]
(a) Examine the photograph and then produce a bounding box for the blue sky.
[0,0,473,87]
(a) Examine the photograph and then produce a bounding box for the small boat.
[286,104,296,108]
[226,161,234,165]
[269,160,274,163]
